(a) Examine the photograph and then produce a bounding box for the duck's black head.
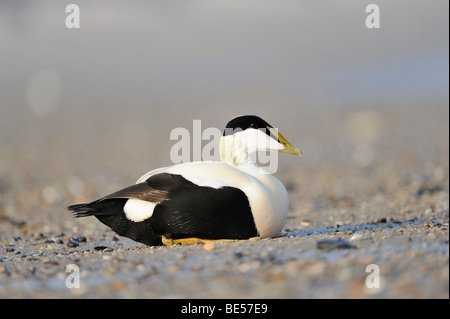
[220,115,303,160]
[223,115,273,137]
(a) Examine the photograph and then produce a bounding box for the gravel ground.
[0,104,448,298]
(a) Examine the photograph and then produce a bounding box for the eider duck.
[68,115,302,246]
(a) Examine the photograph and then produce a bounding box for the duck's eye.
[249,123,258,129]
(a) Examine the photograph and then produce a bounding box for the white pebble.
[349,233,364,241]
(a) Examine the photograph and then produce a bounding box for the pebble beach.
[0,103,448,299]
[0,1,448,300]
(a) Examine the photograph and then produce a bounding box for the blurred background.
[0,0,448,227]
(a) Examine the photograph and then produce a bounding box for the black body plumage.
[68,173,257,246]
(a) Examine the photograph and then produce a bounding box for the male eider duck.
[68,115,302,246]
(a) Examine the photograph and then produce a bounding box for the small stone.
[66,238,79,248]
[203,243,215,251]
[349,233,364,241]
[317,238,357,250]
[305,262,326,275]
[136,263,146,272]
[116,255,125,261]
[94,246,113,252]
[239,263,251,273]
[335,220,345,227]
[234,252,243,259]
[74,236,87,242]
[242,250,251,256]
[300,219,311,227]
[375,217,387,223]
[33,232,44,240]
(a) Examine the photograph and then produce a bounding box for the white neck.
[220,129,284,172]
[220,135,256,167]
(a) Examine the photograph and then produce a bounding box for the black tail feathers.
[68,199,120,218]
[68,203,96,218]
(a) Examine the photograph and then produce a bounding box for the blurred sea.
[0,1,448,175]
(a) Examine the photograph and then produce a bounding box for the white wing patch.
[123,199,157,222]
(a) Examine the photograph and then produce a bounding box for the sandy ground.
[0,103,448,298]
